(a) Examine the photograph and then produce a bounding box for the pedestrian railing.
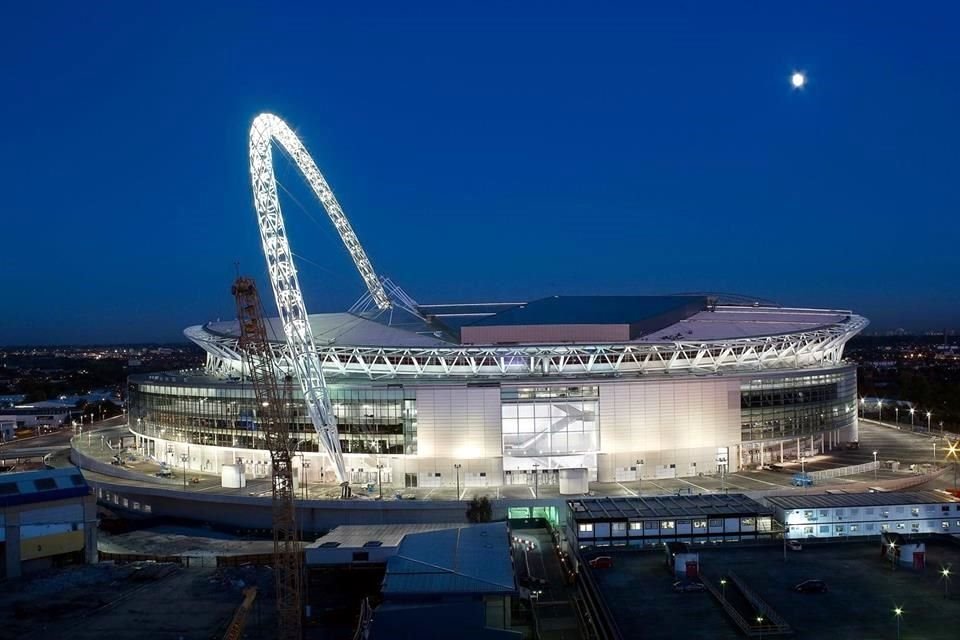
[809,460,878,481]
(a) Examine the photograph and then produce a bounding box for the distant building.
[0,405,76,430]
[0,467,98,578]
[305,523,466,567]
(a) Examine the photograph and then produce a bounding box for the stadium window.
[630,522,643,530]
[578,523,593,533]
[612,522,626,533]
[661,521,675,530]
[693,520,707,529]
[741,517,756,528]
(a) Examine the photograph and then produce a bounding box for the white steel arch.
[249,113,388,483]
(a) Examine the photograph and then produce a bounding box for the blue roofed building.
[367,521,522,639]
[0,467,98,578]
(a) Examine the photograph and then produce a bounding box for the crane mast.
[232,276,303,640]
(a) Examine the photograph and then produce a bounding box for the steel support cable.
[248,113,390,482]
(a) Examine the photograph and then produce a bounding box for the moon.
[791,72,806,88]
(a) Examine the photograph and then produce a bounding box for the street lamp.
[873,451,879,480]
[454,463,462,500]
[877,400,883,423]
[180,452,189,490]
[859,397,865,418]
[303,460,310,500]
[800,455,806,476]
[947,440,960,489]
[942,566,952,599]
[889,541,897,571]
[636,458,643,495]
[910,407,915,430]
[532,463,540,499]
[720,577,727,600]
[757,615,764,640]
[927,411,932,432]
[895,406,899,425]
[376,463,384,500]
[893,606,903,640]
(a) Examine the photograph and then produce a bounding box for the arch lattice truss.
[248,113,390,483]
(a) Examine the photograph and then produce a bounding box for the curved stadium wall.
[127,344,859,489]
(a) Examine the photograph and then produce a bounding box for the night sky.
[3,2,959,345]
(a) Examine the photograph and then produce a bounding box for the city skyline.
[3,3,960,344]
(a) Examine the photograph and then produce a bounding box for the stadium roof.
[464,295,705,327]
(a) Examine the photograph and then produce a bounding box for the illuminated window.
[661,521,675,529]
[693,520,707,529]
[911,508,919,517]
[943,522,950,530]
[578,523,593,533]
[612,522,626,533]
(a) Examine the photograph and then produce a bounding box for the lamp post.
[303,460,310,500]
[757,615,764,640]
[895,406,899,426]
[636,458,643,496]
[860,397,865,418]
[376,463,384,500]
[927,411,932,432]
[942,567,951,599]
[873,451,879,480]
[454,463,462,500]
[889,541,897,571]
[532,463,540,499]
[910,407,915,430]
[934,441,937,466]
[877,400,883,423]
[948,440,959,489]
[893,607,903,640]
[180,452,188,491]
[720,578,727,601]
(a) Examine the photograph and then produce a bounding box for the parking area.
[590,539,960,639]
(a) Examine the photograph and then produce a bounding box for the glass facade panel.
[501,386,599,457]
[128,378,417,455]
[739,368,856,441]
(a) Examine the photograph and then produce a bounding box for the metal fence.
[809,460,878,481]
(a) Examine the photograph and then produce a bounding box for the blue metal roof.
[381,522,516,597]
[0,467,90,507]
[465,296,706,327]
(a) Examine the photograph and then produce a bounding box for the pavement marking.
[423,487,437,500]
[528,487,536,499]
[616,482,638,497]
[675,477,710,493]
[645,479,670,493]
[734,474,781,487]
[459,488,466,500]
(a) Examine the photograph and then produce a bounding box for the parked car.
[792,473,814,487]
[787,540,803,551]
[794,579,828,593]
[673,580,706,593]
[588,556,613,569]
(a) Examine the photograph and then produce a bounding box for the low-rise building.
[0,467,98,578]
[767,491,960,540]
[566,494,775,550]
[367,522,521,639]
[305,523,465,567]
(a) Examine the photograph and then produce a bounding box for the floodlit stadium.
[126,114,868,491]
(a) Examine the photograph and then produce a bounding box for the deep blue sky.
[3,2,959,344]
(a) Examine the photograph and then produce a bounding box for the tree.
[465,496,493,523]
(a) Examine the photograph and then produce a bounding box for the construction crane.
[232,276,303,640]
[222,586,258,640]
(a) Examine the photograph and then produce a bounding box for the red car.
[589,556,613,569]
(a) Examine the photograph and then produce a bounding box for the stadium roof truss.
[188,313,867,381]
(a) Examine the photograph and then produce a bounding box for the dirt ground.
[1,561,277,640]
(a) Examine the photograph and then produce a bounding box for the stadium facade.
[126,114,868,490]
[128,296,866,489]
